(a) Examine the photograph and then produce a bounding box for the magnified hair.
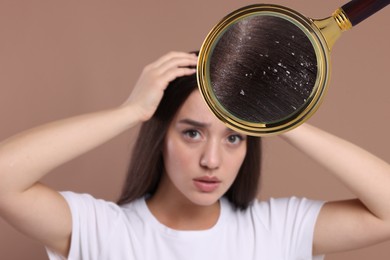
[209,15,318,123]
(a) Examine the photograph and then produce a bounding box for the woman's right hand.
[0,51,197,258]
[123,52,198,122]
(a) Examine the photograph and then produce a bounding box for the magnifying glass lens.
[209,15,318,124]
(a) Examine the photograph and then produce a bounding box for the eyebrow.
[178,119,211,128]
[177,119,240,134]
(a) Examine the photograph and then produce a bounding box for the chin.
[187,192,222,207]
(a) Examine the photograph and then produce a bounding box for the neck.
[146,184,221,230]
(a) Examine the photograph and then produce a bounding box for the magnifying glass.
[197,0,389,136]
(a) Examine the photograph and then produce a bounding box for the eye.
[226,134,245,145]
[182,129,202,141]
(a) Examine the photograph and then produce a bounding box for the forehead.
[170,90,248,137]
[175,91,217,123]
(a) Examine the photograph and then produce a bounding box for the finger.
[155,56,198,76]
[154,51,197,67]
[151,51,197,69]
[159,67,197,84]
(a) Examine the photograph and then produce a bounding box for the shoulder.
[252,197,324,222]
[223,196,324,214]
[222,197,324,229]
[253,197,325,242]
[61,191,119,211]
[253,197,324,213]
[48,192,146,260]
[59,191,145,223]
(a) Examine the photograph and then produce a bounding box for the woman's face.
[161,90,247,206]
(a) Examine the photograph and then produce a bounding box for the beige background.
[0,0,389,259]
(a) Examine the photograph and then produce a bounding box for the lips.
[193,176,221,192]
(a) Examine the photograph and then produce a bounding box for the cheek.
[227,147,247,174]
[163,137,194,175]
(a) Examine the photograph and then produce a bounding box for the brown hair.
[117,73,262,210]
[209,14,317,123]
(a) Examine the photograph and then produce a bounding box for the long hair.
[117,73,262,210]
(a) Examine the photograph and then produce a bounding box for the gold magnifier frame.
[197,1,388,136]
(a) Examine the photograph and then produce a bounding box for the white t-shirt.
[47,192,325,260]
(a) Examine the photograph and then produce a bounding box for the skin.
[0,52,198,256]
[147,91,247,230]
[281,126,390,254]
[0,51,390,258]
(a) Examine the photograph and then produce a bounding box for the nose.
[200,139,221,170]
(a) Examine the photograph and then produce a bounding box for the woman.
[0,52,390,259]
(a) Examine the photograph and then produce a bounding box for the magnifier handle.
[342,0,390,26]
